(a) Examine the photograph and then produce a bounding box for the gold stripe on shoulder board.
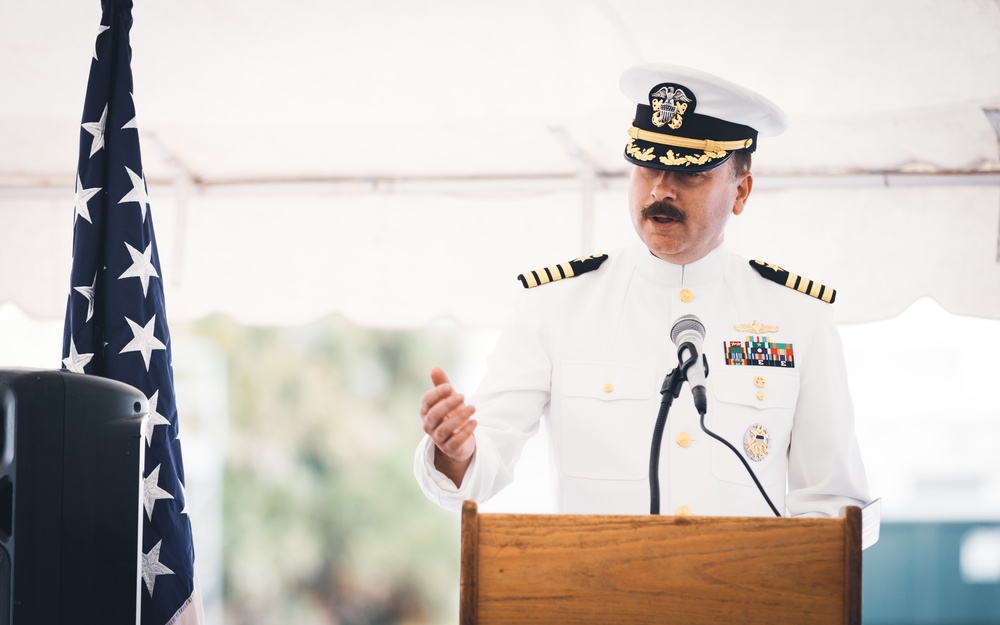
[749,260,836,304]
[518,254,609,289]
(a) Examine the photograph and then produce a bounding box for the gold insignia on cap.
[625,138,656,162]
[650,85,692,129]
[734,320,779,334]
[659,149,728,167]
[517,254,609,289]
[750,260,837,304]
[744,424,770,461]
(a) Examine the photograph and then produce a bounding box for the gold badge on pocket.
[744,424,770,461]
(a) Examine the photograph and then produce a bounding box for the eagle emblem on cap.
[650,85,692,130]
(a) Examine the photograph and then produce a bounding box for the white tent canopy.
[2,0,999,327]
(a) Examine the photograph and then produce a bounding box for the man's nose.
[648,171,677,200]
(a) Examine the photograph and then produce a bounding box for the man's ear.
[732,171,753,216]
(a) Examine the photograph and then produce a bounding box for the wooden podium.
[460,500,861,625]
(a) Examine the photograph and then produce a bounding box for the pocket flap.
[562,361,657,401]
[713,366,799,410]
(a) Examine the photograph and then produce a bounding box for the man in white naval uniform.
[415,64,874,521]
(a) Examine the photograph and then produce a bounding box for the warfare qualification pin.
[744,424,770,461]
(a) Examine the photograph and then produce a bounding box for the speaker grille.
[0,544,10,625]
[0,477,10,543]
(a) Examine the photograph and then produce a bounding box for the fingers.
[422,391,472,435]
[430,400,476,439]
[436,415,478,460]
[420,366,477,462]
[430,366,450,387]
[419,367,453,417]
[419,381,455,419]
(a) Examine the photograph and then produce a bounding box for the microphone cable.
[697,411,782,517]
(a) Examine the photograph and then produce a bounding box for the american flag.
[61,1,203,623]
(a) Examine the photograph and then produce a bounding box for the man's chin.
[641,239,686,263]
[640,226,683,248]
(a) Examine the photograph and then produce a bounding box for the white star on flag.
[179,481,189,515]
[118,241,159,297]
[62,337,94,374]
[73,273,98,323]
[93,23,110,60]
[120,315,166,371]
[81,104,107,158]
[140,390,172,446]
[122,92,138,130]
[73,174,101,224]
[141,540,175,596]
[118,166,149,220]
[143,464,175,520]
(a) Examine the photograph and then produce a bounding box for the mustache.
[641,201,685,222]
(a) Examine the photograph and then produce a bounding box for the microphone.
[670,314,708,414]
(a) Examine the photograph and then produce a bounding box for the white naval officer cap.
[620,64,789,172]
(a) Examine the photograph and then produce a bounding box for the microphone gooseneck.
[649,362,687,515]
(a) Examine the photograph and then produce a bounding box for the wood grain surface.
[461,501,861,625]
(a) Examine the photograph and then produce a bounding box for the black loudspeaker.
[0,369,147,625]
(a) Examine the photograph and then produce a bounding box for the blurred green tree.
[186,315,464,625]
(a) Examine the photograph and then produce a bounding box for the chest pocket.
[708,366,799,486]
[556,361,657,481]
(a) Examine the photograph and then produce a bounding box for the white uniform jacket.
[415,241,873,519]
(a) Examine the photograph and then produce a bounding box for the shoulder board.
[749,260,837,303]
[518,254,609,289]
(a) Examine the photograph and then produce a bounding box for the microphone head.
[670,314,706,346]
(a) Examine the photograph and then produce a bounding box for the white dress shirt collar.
[631,239,729,288]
